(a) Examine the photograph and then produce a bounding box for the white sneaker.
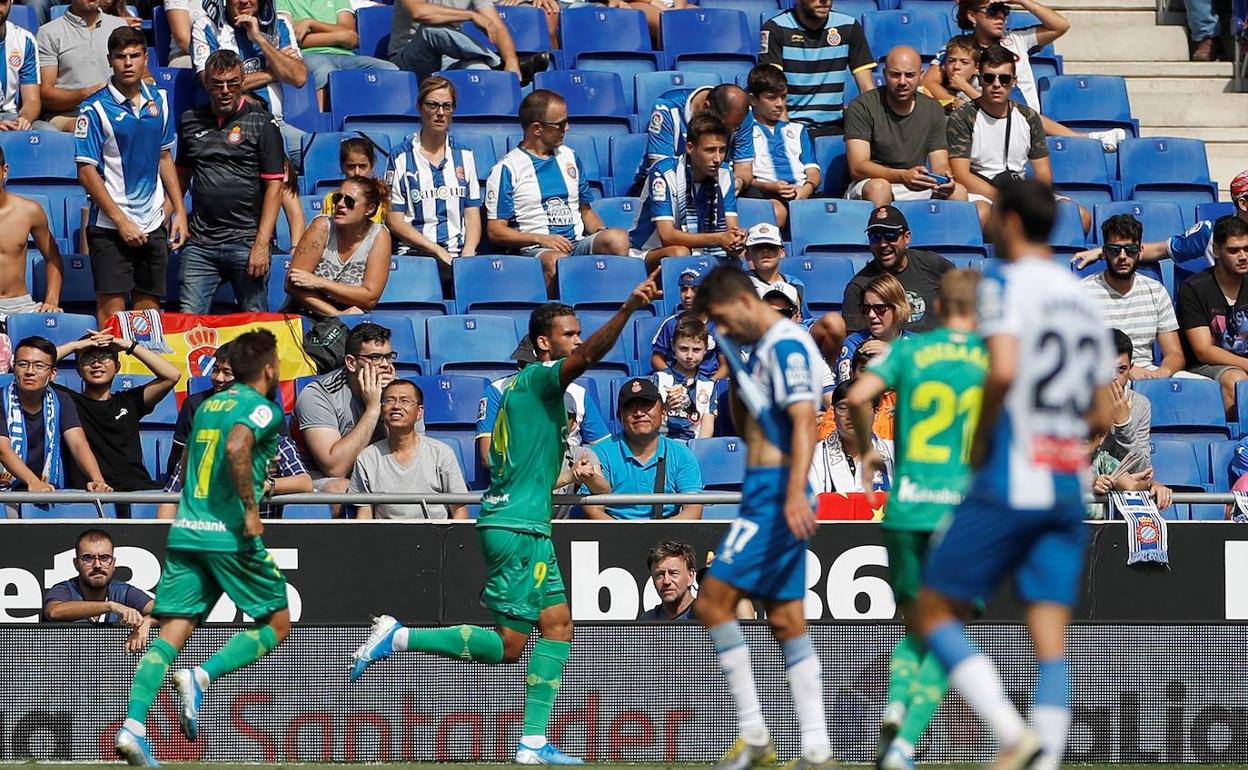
[1087,128,1127,152]
[992,731,1043,770]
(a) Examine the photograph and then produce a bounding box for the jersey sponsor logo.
[783,351,811,391]
[789,33,803,42]
[907,290,927,323]
[544,198,576,227]
[647,111,663,134]
[893,475,963,505]
[1184,222,1204,236]
[73,116,90,138]
[759,29,769,53]
[1030,435,1084,473]
[826,28,841,45]
[171,518,227,532]
[248,403,275,429]
[651,176,668,202]
[226,125,243,144]
[477,397,488,422]
[194,129,209,138]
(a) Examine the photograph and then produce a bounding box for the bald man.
[844,46,967,206]
[641,83,755,194]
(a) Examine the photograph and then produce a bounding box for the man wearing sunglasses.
[44,529,155,651]
[841,205,955,334]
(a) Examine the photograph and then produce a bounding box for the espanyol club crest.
[8,51,21,68]
[455,166,466,183]
[147,101,160,117]
[566,163,577,179]
[227,125,243,145]
[827,28,841,45]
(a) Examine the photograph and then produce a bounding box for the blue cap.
[678,267,703,287]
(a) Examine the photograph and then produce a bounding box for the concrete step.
[1059,9,1159,26]
[1054,20,1189,60]
[1128,91,1248,125]
[1140,126,1248,142]
[1203,143,1248,190]
[1063,60,1232,78]
[1050,0,1153,10]
[1124,77,1235,94]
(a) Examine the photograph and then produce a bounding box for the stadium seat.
[1189,503,1227,521]
[0,132,76,183]
[426,315,520,377]
[21,503,117,519]
[788,199,875,256]
[633,314,668,373]
[281,504,334,519]
[1209,440,1238,493]
[1196,202,1235,222]
[1038,75,1138,137]
[894,200,987,258]
[151,67,209,125]
[376,257,447,315]
[1117,137,1218,213]
[328,70,419,132]
[150,6,171,66]
[355,4,393,58]
[814,135,849,197]
[139,431,171,481]
[534,71,632,170]
[635,71,721,120]
[1148,439,1207,492]
[576,313,637,375]
[689,436,747,490]
[437,70,523,118]
[280,78,332,134]
[495,5,553,54]
[1092,202,1185,245]
[1049,201,1089,258]
[1045,137,1115,209]
[558,256,650,310]
[451,130,499,181]
[591,197,644,231]
[736,197,777,229]
[659,255,718,315]
[10,4,36,32]
[701,504,742,520]
[1135,379,1229,478]
[862,9,952,62]
[62,192,87,249]
[362,312,426,375]
[610,134,649,198]
[814,0,874,18]
[699,0,773,43]
[660,9,756,75]
[453,255,547,323]
[31,254,93,316]
[412,375,489,428]
[786,255,868,312]
[300,132,393,196]
[7,312,95,351]
[560,7,661,114]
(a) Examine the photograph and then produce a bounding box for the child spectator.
[322,137,387,224]
[1088,432,1171,520]
[652,315,717,440]
[922,35,980,112]
[742,65,820,229]
[745,223,808,320]
[650,267,725,378]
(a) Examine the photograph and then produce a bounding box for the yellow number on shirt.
[907,384,982,464]
[533,561,548,587]
[192,429,221,499]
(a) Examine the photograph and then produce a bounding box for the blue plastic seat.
[894,200,986,258]
[785,255,867,312]
[427,430,479,488]
[22,503,117,519]
[139,430,171,481]
[495,5,552,53]
[438,70,523,118]
[376,256,447,313]
[1045,137,1115,209]
[558,255,649,310]
[426,315,520,375]
[10,4,37,32]
[1038,75,1138,136]
[32,254,94,315]
[818,0,875,18]
[1092,202,1185,245]
[659,254,718,315]
[862,9,951,62]
[62,192,87,247]
[635,71,721,120]
[1118,137,1217,212]
[1049,201,1088,258]
[0,132,76,182]
[1189,503,1226,521]
[689,436,747,490]
[534,70,631,171]
[328,69,419,131]
[610,133,649,198]
[411,375,489,428]
[788,199,875,256]
[814,134,849,196]
[559,8,659,114]
[151,67,209,125]
[1209,440,1238,493]
[574,313,636,375]
[1134,379,1230,468]
[1148,439,1206,492]
[737,197,777,229]
[660,9,756,73]
[339,121,419,150]
[1196,201,1235,223]
[299,132,393,196]
[591,197,644,231]
[280,78,332,134]
[355,4,393,58]
[451,130,499,181]
[366,311,427,375]
[699,0,773,45]
[7,312,95,349]
[633,314,667,373]
[281,504,334,519]
[453,255,547,320]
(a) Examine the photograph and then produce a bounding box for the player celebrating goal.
[844,270,988,770]
[115,330,290,767]
[691,266,833,770]
[917,180,1114,770]
[349,272,661,765]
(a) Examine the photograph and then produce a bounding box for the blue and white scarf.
[1232,491,1248,523]
[1112,491,1169,566]
[684,159,727,259]
[4,382,61,489]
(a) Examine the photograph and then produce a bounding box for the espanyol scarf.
[1113,491,1169,566]
[4,382,61,488]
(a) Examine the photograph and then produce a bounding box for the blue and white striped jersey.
[476,374,608,447]
[743,317,823,451]
[643,86,755,166]
[749,118,817,185]
[390,134,481,255]
[0,22,38,114]
[485,145,591,241]
[74,81,175,233]
[1168,218,1215,264]
[629,155,737,255]
[190,16,301,119]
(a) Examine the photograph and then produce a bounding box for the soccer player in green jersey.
[845,270,988,770]
[350,271,661,765]
[114,330,289,767]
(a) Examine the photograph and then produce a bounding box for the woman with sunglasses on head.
[285,176,393,317]
[922,0,1125,150]
[387,76,482,270]
[836,274,912,386]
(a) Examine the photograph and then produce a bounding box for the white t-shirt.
[1000,29,1041,110]
[164,0,207,59]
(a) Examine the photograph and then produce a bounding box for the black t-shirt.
[0,388,82,489]
[61,386,160,491]
[1176,267,1248,359]
[841,249,954,332]
[176,101,286,246]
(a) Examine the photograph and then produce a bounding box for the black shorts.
[87,225,168,297]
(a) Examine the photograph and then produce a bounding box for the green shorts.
[152,545,288,621]
[477,527,566,633]
[882,528,934,607]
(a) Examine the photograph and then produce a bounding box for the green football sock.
[523,639,571,737]
[200,624,279,682]
[898,650,948,745]
[887,633,923,707]
[401,625,504,664]
[127,638,179,723]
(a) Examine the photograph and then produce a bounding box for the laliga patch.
[73,116,90,139]
[651,176,668,202]
[477,397,488,422]
[647,111,663,134]
[248,403,275,429]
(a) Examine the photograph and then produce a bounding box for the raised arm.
[559,270,661,388]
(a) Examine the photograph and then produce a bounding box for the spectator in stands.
[848,342,895,440]
[175,50,285,315]
[386,0,549,84]
[1184,0,1220,61]
[166,340,231,474]
[0,146,64,313]
[837,273,911,384]
[160,432,312,517]
[44,529,154,650]
[100,0,140,25]
[741,65,819,229]
[652,315,716,440]
[324,137,387,222]
[281,158,306,245]
[0,0,44,130]
[1080,214,1185,379]
[925,0,1125,149]
[36,0,130,130]
[285,176,392,316]
[809,379,893,494]
[923,34,979,113]
[278,0,397,109]
[745,222,806,319]
[639,540,698,621]
[579,377,704,520]
[76,27,187,328]
[1178,216,1248,415]
[349,378,469,519]
[946,44,1091,232]
[1088,432,1171,520]
[629,114,744,271]
[191,0,309,166]
[759,0,875,137]
[641,83,755,196]
[388,75,482,265]
[1098,328,1153,470]
[164,0,207,67]
[485,89,629,290]
[842,205,954,333]
[1075,170,1248,270]
[294,321,394,491]
[845,46,965,207]
[0,336,110,493]
[651,266,723,378]
[54,330,180,491]
[757,281,837,410]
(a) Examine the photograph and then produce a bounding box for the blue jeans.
[178,241,270,314]
[390,26,500,83]
[1184,0,1219,40]
[303,52,399,90]
[19,0,53,24]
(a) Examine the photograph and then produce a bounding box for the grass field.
[18,765,1248,769]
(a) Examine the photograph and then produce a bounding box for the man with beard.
[640,541,698,621]
[44,529,154,652]
[1080,214,1184,380]
[1178,216,1248,415]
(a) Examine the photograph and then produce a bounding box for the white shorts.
[846,179,939,202]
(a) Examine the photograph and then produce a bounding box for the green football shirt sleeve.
[238,399,281,442]
[867,337,906,390]
[534,359,566,399]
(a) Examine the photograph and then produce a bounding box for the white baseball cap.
[745,222,783,248]
[757,281,800,309]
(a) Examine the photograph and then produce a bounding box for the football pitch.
[21,764,1248,770]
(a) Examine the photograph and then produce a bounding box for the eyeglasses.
[13,360,51,372]
[355,352,398,364]
[975,2,1011,17]
[381,395,421,406]
[861,303,893,316]
[538,119,570,131]
[330,192,357,210]
[867,230,904,243]
[1104,243,1141,257]
[422,100,454,113]
[77,553,115,565]
[980,72,1015,86]
[208,78,242,91]
[79,350,115,365]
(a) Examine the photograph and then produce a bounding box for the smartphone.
[925,169,951,186]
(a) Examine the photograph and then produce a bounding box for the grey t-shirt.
[295,369,386,476]
[843,89,948,171]
[389,0,493,56]
[348,437,468,519]
[37,12,128,91]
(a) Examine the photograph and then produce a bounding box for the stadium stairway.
[1051,0,1248,195]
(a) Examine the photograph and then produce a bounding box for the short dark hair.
[107,25,147,55]
[693,266,756,314]
[1101,213,1142,245]
[646,540,697,573]
[229,329,278,382]
[1213,214,1248,246]
[213,340,233,367]
[995,179,1056,243]
[15,336,57,363]
[519,89,564,128]
[672,315,708,343]
[1111,328,1132,359]
[831,379,854,405]
[346,322,391,357]
[746,64,787,96]
[75,529,113,555]
[529,303,577,344]
[978,44,1018,71]
[203,49,242,77]
[686,113,729,147]
[382,378,423,405]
